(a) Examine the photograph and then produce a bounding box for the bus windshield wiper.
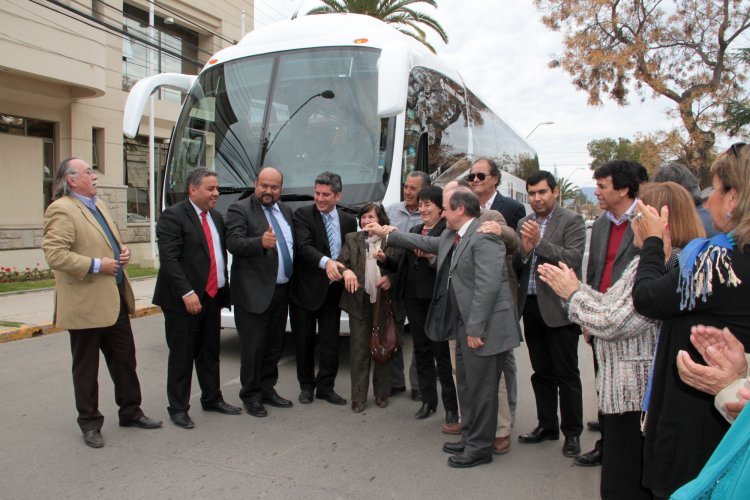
[219,186,255,194]
[279,194,314,202]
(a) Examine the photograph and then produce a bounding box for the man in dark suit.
[226,167,295,417]
[514,171,586,458]
[153,168,241,429]
[576,160,643,466]
[290,171,357,405]
[468,158,526,231]
[43,157,161,449]
[368,188,520,468]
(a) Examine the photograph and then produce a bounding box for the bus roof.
[203,13,462,82]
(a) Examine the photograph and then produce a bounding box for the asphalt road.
[0,313,600,499]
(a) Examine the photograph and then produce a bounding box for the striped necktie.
[322,211,338,259]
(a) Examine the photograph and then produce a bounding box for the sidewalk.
[0,277,161,343]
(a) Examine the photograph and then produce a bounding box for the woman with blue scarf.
[631,143,750,499]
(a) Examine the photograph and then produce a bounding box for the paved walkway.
[0,277,159,343]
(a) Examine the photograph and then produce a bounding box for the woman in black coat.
[631,143,750,498]
[395,185,459,426]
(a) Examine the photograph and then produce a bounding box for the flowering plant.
[0,264,54,283]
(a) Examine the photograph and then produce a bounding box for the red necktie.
[201,211,218,298]
[454,233,461,246]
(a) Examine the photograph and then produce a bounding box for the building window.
[123,136,169,223]
[121,3,200,103]
[0,113,55,209]
[92,127,104,171]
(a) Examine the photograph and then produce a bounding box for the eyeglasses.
[467,172,488,182]
[729,142,746,157]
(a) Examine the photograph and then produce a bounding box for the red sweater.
[598,222,627,293]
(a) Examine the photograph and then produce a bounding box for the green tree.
[535,0,750,177]
[306,0,448,53]
[557,177,579,207]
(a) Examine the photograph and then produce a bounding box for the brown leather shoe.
[493,436,511,455]
[375,396,389,408]
[441,421,462,434]
[351,402,365,413]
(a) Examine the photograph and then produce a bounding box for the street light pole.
[526,121,554,139]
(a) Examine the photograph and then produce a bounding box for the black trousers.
[164,292,223,413]
[234,284,288,403]
[601,412,650,500]
[405,297,457,412]
[290,283,342,394]
[68,284,143,432]
[523,295,583,437]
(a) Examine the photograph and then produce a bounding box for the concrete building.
[0,0,251,270]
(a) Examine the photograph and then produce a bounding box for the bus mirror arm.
[123,73,197,138]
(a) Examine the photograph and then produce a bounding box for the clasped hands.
[677,325,749,419]
[100,246,131,276]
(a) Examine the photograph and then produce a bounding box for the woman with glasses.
[631,143,750,498]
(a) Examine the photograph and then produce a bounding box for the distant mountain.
[580,186,597,204]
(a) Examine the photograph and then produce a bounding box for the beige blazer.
[43,195,135,330]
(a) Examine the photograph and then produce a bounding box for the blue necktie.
[265,207,293,279]
[322,212,338,259]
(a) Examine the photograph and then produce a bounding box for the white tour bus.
[123,13,538,331]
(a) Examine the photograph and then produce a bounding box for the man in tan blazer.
[43,157,161,449]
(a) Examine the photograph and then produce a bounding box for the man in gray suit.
[515,171,586,458]
[367,188,520,468]
[576,160,643,466]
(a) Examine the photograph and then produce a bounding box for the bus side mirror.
[123,73,198,138]
[377,42,409,118]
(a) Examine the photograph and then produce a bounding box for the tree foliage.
[587,132,717,185]
[557,176,579,206]
[535,0,750,176]
[306,0,448,53]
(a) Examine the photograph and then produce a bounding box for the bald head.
[255,166,283,207]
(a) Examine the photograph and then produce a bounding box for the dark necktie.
[200,211,218,298]
[265,207,293,279]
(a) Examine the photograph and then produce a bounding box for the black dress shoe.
[202,400,242,415]
[119,414,163,429]
[442,441,465,454]
[244,401,268,417]
[316,390,347,405]
[574,448,603,467]
[83,430,104,448]
[170,411,195,429]
[518,426,559,443]
[262,392,293,408]
[390,386,406,396]
[411,389,422,401]
[447,451,492,468]
[562,436,581,457]
[587,420,601,432]
[445,410,459,425]
[299,388,314,404]
[414,403,436,419]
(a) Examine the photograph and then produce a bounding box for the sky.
[255,0,690,188]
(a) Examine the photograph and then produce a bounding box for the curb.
[0,306,163,344]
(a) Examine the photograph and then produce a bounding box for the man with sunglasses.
[468,158,526,231]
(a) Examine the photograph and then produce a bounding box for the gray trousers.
[455,334,507,455]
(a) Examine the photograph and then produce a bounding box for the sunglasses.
[729,142,747,157]
[467,172,488,182]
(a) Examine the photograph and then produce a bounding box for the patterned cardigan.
[567,256,658,414]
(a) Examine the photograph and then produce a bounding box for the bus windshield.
[165,46,391,208]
